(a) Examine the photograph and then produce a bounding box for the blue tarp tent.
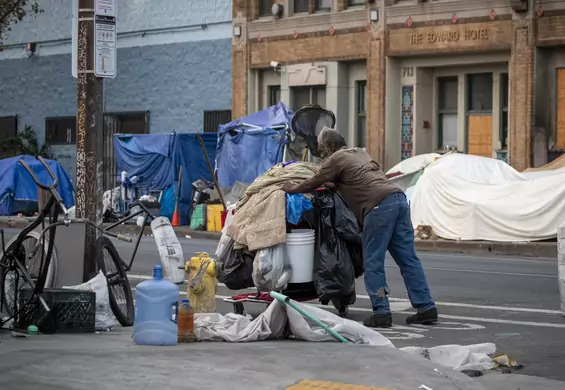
[172,133,217,226]
[112,132,217,225]
[216,102,293,188]
[113,133,175,190]
[0,155,75,216]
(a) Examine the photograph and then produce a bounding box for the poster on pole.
[95,0,117,18]
[94,15,117,78]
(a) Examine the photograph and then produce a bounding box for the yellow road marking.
[286,379,394,390]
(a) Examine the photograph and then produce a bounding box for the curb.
[415,239,557,258]
[0,218,556,258]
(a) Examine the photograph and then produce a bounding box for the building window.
[468,73,493,112]
[45,116,77,144]
[437,77,458,149]
[291,86,326,111]
[348,0,365,6]
[294,0,309,13]
[268,85,281,106]
[203,110,232,133]
[0,116,17,139]
[114,112,150,134]
[315,0,332,11]
[500,73,508,149]
[356,81,366,148]
[259,0,274,16]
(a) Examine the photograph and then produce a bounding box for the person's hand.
[324,182,336,189]
[282,181,298,193]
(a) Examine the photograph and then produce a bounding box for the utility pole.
[75,0,105,281]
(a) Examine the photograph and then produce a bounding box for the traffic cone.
[172,208,181,226]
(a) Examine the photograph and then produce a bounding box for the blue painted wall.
[0,0,233,182]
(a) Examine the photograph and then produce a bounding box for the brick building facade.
[232,0,565,172]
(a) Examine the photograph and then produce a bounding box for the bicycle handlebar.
[18,156,59,190]
[19,156,68,219]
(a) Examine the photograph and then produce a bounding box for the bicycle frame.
[99,200,157,272]
[0,190,60,318]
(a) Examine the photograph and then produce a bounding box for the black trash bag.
[333,197,364,279]
[215,239,255,290]
[312,190,364,306]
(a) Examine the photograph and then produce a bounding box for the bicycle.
[0,156,156,331]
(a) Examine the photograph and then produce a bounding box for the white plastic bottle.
[150,217,185,284]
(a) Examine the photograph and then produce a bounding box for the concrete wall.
[0,0,233,181]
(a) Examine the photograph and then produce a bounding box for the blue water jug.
[133,264,179,346]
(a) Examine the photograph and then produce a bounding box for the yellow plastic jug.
[184,252,217,313]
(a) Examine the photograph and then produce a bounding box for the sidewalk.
[0,328,559,390]
[0,217,557,258]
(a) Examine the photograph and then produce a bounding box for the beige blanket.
[226,163,319,251]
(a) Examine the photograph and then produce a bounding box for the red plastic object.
[220,209,232,228]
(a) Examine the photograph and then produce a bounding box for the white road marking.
[130,288,565,330]
[128,274,564,316]
[386,265,555,278]
[395,311,565,329]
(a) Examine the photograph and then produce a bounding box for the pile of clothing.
[215,162,364,308]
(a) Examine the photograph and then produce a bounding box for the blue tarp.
[113,134,175,190]
[172,133,217,226]
[0,155,75,216]
[113,132,218,225]
[216,103,293,188]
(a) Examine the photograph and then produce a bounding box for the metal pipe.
[269,291,350,343]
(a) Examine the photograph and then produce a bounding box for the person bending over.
[282,127,438,328]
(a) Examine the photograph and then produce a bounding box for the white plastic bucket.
[286,229,316,283]
[290,229,316,236]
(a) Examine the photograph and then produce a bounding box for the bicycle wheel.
[0,232,58,317]
[96,236,134,327]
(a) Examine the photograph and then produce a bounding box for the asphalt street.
[2,229,565,382]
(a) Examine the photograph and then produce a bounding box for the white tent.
[409,153,565,242]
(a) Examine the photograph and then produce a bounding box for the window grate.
[45,116,77,144]
[203,110,232,133]
[0,116,18,139]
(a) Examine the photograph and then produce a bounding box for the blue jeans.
[362,193,435,315]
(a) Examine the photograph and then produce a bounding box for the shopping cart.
[223,186,351,317]
[224,282,318,315]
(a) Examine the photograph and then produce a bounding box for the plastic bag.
[252,244,291,291]
[215,204,237,258]
[312,190,363,306]
[63,271,119,331]
[333,195,364,278]
[216,239,255,290]
[286,193,313,225]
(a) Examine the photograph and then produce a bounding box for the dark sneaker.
[406,307,438,325]
[363,313,392,328]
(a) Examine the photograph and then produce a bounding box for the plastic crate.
[16,288,96,333]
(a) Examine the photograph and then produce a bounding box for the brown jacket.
[292,148,402,224]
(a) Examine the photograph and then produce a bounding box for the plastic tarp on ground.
[113,134,175,190]
[386,153,441,201]
[172,133,217,226]
[410,153,565,241]
[216,103,293,188]
[0,155,74,216]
